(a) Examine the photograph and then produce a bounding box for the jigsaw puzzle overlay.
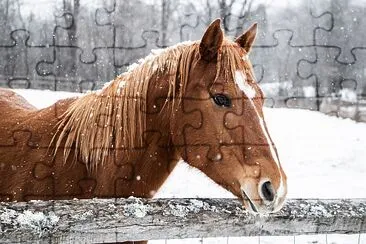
[0,0,365,200]
[0,1,364,95]
[0,0,365,120]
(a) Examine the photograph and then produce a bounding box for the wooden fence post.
[0,198,365,243]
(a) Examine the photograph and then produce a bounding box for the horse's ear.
[235,23,257,53]
[199,19,224,61]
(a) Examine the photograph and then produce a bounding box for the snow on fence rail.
[0,198,365,243]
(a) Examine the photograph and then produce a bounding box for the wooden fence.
[0,198,365,243]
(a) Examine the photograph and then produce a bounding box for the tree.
[161,0,170,47]
[203,0,255,36]
[61,0,80,83]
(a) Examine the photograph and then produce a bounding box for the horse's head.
[171,19,287,214]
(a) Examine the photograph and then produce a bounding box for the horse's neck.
[97,73,180,197]
[49,74,179,198]
[101,73,179,197]
[28,97,78,149]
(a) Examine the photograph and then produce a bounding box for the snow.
[14,89,82,108]
[0,207,59,236]
[12,89,366,243]
[123,198,150,218]
[16,210,59,233]
[70,209,93,221]
[164,199,218,218]
[302,86,316,97]
[339,88,358,103]
[260,81,293,97]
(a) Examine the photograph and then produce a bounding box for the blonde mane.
[53,40,253,171]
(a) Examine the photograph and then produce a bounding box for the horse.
[0,19,287,243]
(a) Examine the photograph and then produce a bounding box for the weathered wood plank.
[0,198,365,243]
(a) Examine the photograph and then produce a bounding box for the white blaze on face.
[235,71,256,99]
[234,70,285,202]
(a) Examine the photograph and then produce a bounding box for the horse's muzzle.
[240,179,286,214]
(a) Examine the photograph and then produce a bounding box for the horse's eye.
[212,94,232,108]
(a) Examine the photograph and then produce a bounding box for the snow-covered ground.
[13,89,366,244]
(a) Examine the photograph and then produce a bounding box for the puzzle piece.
[36,47,100,92]
[251,30,317,108]
[261,7,331,47]
[171,97,203,148]
[179,13,205,42]
[224,97,276,153]
[0,128,48,150]
[21,131,139,200]
[54,2,115,65]
[24,1,116,91]
[0,29,55,90]
[219,146,261,178]
[95,0,164,73]
[178,95,235,168]
[311,0,366,64]
[342,49,366,93]
[297,47,355,96]
[298,46,366,115]
[27,159,97,200]
[112,30,162,73]
[0,129,53,201]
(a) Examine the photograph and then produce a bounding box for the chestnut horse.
[0,19,286,242]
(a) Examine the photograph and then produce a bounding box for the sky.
[17,0,366,23]
[17,0,303,20]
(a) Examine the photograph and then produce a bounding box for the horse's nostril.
[261,181,275,202]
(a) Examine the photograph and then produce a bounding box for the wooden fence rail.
[0,198,365,243]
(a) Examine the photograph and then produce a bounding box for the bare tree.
[161,0,170,47]
[203,0,255,35]
[217,0,235,22]
[62,0,80,80]
[234,0,255,36]
[206,0,213,21]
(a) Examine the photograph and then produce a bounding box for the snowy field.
[14,89,366,244]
